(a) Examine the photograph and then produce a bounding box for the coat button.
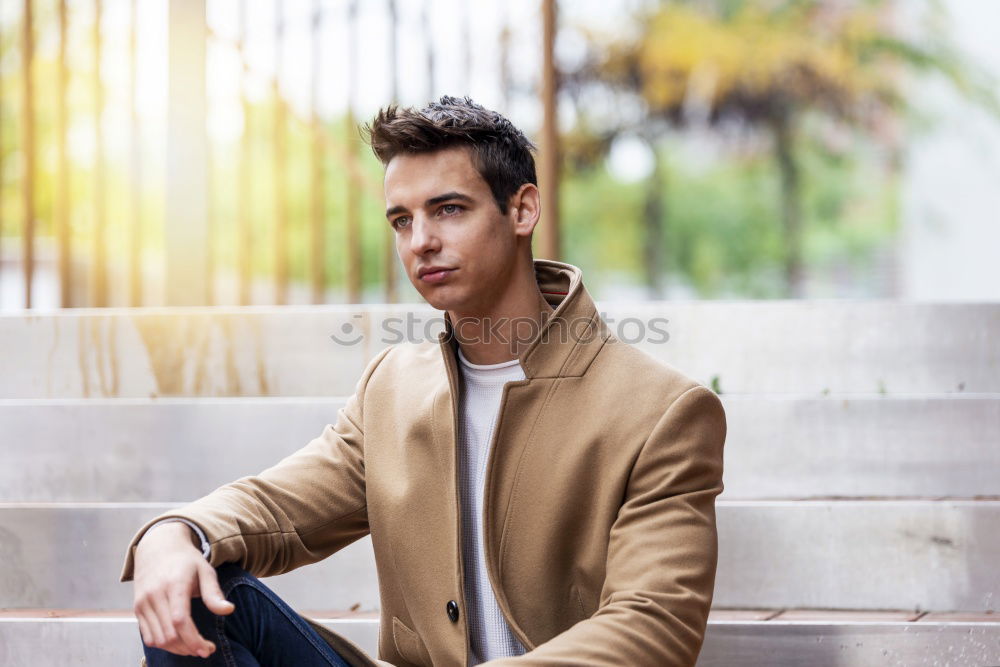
[446,600,460,623]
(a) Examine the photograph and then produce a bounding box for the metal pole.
[309,0,326,304]
[165,0,209,305]
[92,0,107,306]
[384,0,398,303]
[273,0,288,305]
[237,0,252,305]
[57,0,71,307]
[0,21,4,300]
[538,0,561,261]
[499,19,511,112]
[203,9,216,306]
[128,0,143,306]
[345,0,361,303]
[422,0,435,102]
[21,0,36,308]
[459,0,470,94]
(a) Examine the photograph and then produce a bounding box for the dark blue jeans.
[142,562,353,666]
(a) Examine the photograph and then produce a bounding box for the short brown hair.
[363,95,537,214]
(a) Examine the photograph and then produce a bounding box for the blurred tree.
[566,0,999,297]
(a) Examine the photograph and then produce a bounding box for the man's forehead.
[383,147,485,203]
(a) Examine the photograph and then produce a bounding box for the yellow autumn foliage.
[618,3,893,116]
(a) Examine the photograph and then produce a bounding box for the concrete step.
[699,610,1000,666]
[720,393,1000,498]
[2,302,997,398]
[715,500,1000,610]
[3,394,999,502]
[0,610,378,666]
[0,306,430,400]
[0,504,380,611]
[1,610,997,666]
[2,501,998,611]
[0,398,345,502]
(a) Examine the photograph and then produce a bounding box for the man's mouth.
[420,268,456,284]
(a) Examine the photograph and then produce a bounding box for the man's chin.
[414,288,457,312]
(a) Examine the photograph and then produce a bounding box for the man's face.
[384,146,520,315]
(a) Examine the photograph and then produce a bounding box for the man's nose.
[407,216,441,255]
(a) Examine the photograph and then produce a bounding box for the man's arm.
[490,384,727,667]
[120,345,392,583]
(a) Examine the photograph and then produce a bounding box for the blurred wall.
[900,0,1000,301]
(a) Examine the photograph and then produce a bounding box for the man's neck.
[450,270,556,366]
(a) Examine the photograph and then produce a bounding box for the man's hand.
[132,521,235,658]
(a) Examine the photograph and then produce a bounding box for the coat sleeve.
[487,384,727,667]
[119,346,393,583]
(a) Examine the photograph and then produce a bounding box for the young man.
[121,96,727,666]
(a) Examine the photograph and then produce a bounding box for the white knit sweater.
[456,347,528,665]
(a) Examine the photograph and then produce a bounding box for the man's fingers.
[168,584,216,657]
[137,614,152,647]
[149,592,192,656]
[198,562,235,616]
[134,592,160,647]
[138,600,166,649]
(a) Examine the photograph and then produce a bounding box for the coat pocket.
[391,616,432,666]
[302,616,381,667]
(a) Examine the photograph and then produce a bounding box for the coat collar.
[437,259,611,380]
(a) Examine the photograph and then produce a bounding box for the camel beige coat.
[120,259,727,666]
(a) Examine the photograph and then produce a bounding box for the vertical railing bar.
[165,0,208,305]
[0,20,4,299]
[309,0,325,305]
[422,0,434,102]
[237,0,252,305]
[499,10,511,112]
[92,0,107,306]
[21,0,36,309]
[204,9,215,306]
[459,0,469,94]
[0,17,4,298]
[273,0,288,305]
[57,0,71,307]
[387,0,398,104]
[539,0,561,262]
[383,0,398,304]
[345,0,360,303]
[128,0,142,306]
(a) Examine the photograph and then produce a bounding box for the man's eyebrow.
[385,192,474,219]
[425,191,474,207]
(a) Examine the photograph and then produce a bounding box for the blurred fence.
[8,0,991,307]
[0,0,561,309]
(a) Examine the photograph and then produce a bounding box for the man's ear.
[509,183,541,240]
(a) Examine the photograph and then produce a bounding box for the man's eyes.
[391,205,463,229]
